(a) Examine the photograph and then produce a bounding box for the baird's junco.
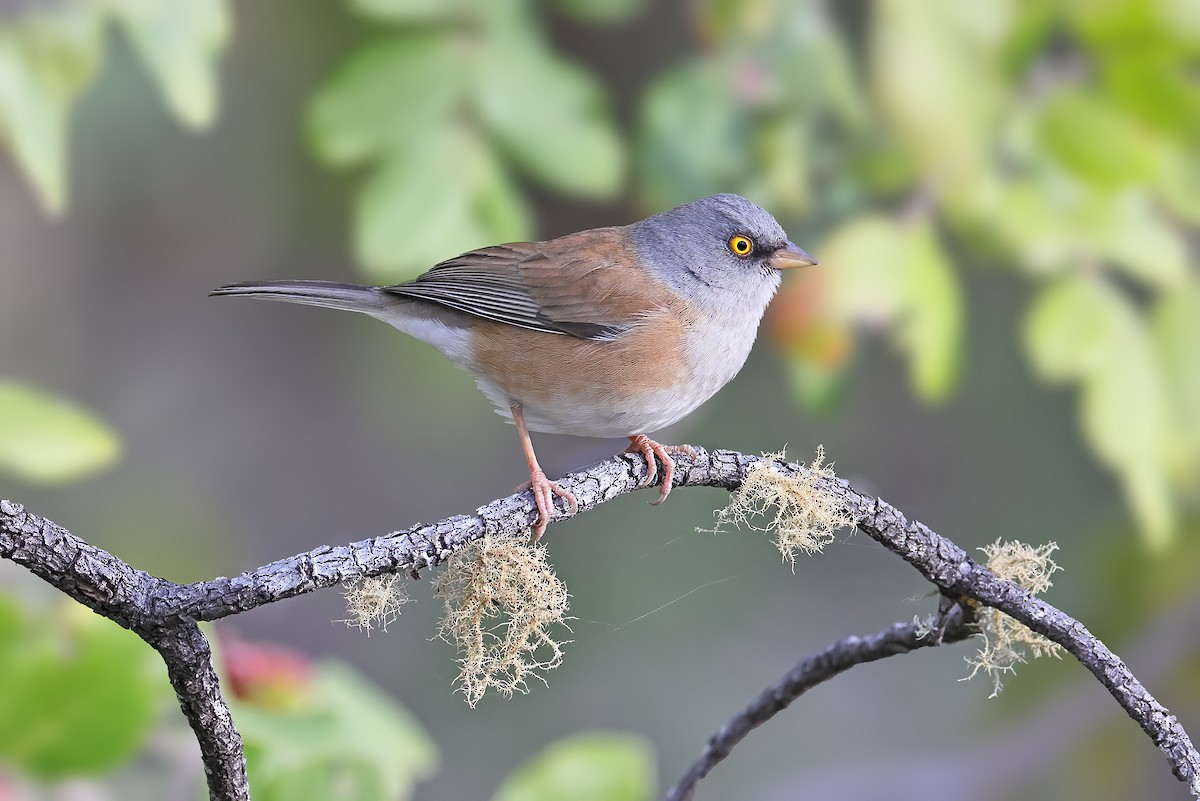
[211,193,816,539]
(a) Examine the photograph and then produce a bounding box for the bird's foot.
[517,470,577,542]
[625,437,698,505]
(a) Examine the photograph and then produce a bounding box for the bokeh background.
[2,1,1199,799]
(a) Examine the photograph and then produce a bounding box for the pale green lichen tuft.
[434,536,571,707]
[341,575,410,635]
[964,539,1064,697]
[706,446,855,569]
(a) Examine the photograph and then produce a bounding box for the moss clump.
[341,575,409,634]
[434,536,571,707]
[708,446,855,569]
[965,540,1063,697]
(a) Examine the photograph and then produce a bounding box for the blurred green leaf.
[0,381,121,484]
[638,60,747,211]
[0,7,105,215]
[784,355,848,413]
[1101,52,1200,137]
[237,662,438,801]
[308,32,468,168]
[1039,89,1159,190]
[994,174,1078,276]
[111,0,231,129]
[354,124,530,279]
[802,5,870,133]
[348,0,465,21]
[0,597,165,777]
[871,0,1006,205]
[820,215,961,402]
[1152,284,1200,475]
[996,168,1186,288]
[899,221,962,401]
[1001,1,1059,76]
[312,8,621,276]
[1154,145,1200,225]
[701,0,776,37]
[1024,275,1124,380]
[492,732,654,801]
[0,0,231,213]
[474,136,534,244]
[851,135,921,195]
[475,35,623,198]
[1067,0,1174,50]
[637,2,863,215]
[822,215,909,324]
[749,112,811,217]
[1025,276,1175,545]
[1082,341,1174,547]
[935,0,1013,44]
[1091,192,1187,289]
[551,0,646,24]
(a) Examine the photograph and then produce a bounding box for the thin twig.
[666,604,975,801]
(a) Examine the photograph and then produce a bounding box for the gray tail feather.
[209,280,387,315]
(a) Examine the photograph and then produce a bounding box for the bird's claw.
[625,437,697,505]
[523,470,577,542]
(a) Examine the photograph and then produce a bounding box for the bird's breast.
[681,305,762,402]
[465,303,759,438]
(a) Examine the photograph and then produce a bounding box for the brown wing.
[382,228,660,340]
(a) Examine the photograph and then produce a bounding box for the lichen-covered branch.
[809,460,1200,795]
[0,500,248,800]
[2,448,1198,801]
[147,625,249,801]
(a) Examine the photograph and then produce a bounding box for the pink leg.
[512,404,577,541]
[625,436,698,505]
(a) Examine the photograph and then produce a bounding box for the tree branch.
[666,604,976,801]
[2,448,1198,800]
[0,499,246,799]
[147,625,248,801]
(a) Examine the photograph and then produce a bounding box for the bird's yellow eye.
[728,234,754,257]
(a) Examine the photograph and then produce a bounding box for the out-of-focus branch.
[2,448,1198,801]
[666,605,976,801]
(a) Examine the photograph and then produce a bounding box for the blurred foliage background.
[1,0,1198,799]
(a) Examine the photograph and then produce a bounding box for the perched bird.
[211,193,815,539]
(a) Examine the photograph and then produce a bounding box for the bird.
[211,193,816,540]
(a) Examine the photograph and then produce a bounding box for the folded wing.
[383,229,657,341]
